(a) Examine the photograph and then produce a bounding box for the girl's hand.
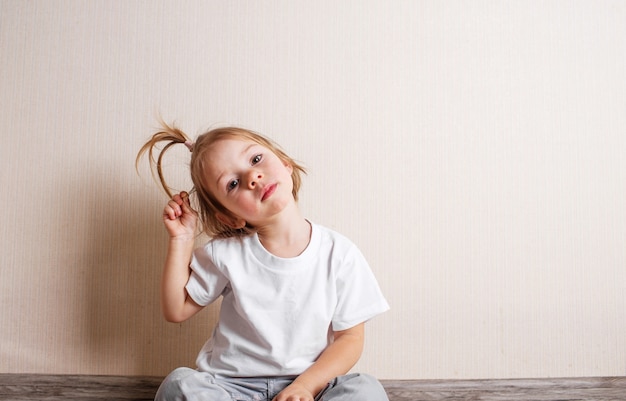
[272,382,314,401]
[162,191,198,240]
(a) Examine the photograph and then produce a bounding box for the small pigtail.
[136,120,193,198]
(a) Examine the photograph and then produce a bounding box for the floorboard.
[0,374,624,400]
[383,377,626,401]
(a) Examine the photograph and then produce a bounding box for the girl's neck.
[255,206,311,258]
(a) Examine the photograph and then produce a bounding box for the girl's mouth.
[261,184,277,201]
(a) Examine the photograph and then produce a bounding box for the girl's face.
[203,138,294,228]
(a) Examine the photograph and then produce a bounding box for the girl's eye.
[252,154,262,164]
[227,179,239,191]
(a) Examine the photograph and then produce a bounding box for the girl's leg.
[315,373,389,401]
[154,367,231,401]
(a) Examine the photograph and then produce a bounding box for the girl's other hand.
[272,382,314,401]
[162,191,198,240]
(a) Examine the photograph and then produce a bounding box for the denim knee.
[154,367,197,401]
[318,373,388,401]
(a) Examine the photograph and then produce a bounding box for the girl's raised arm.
[160,192,204,322]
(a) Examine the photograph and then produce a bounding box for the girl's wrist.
[169,235,196,245]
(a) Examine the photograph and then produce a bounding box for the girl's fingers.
[163,192,196,221]
[164,199,183,218]
[179,192,196,215]
[171,193,184,205]
[163,204,178,220]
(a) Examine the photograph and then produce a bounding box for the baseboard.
[0,374,624,400]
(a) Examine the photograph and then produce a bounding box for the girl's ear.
[283,160,293,173]
[216,212,246,229]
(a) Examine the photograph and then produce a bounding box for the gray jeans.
[154,367,389,401]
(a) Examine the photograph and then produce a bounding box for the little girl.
[137,122,390,401]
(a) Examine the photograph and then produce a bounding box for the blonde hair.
[137,121,306,238]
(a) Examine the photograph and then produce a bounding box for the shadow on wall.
[79,170,219,375]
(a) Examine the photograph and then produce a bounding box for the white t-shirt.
[185,222,390,377]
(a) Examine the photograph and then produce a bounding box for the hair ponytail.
[136,120,192,198]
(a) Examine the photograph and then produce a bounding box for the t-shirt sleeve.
[332,244,390,331]
[185,242,229,306]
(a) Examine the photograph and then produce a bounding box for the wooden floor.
[0,374,624,400]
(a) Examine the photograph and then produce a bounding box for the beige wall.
[1,0,625,379]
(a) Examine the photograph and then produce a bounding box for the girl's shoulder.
[195,234,251,258]
[203,234,250,251]
[311,222,362,254]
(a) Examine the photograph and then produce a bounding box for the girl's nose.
[247,170,263,189]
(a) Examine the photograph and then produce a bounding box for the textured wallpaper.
[1,0,624,379]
